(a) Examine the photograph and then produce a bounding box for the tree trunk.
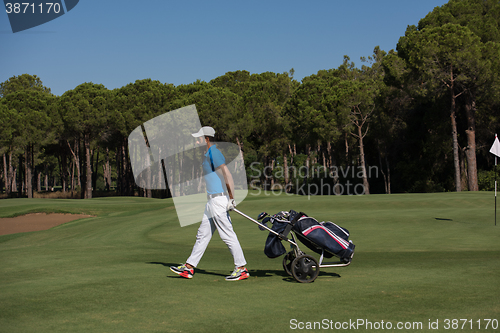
[450,91,461,192]
[77,140,82,188]
[464,95,478,191]
[62,155,67,193]
[262,156,269,191]
[17,155,22,196]
[288,143,294,167]
[357,125,370,195]
[236,136,244,164]
[377,141,391,194]
[106,148,112,191]
[84,133,92,199]
[378,149,388,194]
[322,150,326,171]
[447,65,462,192]
[145,165,151,197]
[122,141,132,196]
[116,147,122,195]
[45,169,49,192]
[9,152,14,194]
[92,147,99,192]
[25,145,33,198]
[284,152,289,190]
[2,154,5,194]
[13,163,19,195]
[176,149,183,197]
[60,141,67,193]
[345,133,349,163]
[3,153,10,195]
[37,171,41,192]
[314,141,320,165]
[80,141,85,199]
[302,144,311,193]
[385,155,391,194]
[326,141,333,169]
[305,144,311,178]
[67,139,81,189]
[327,141,340,193]
[103,147,111,191]
[270,158,275,189]
[460,148,468,190]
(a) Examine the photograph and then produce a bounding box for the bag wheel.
[291,254,319,283]
[282,251,295,276]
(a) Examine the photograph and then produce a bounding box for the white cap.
[191,126,215,138]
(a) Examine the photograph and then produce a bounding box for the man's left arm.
[217,164,236,210]
[217,164,234,199]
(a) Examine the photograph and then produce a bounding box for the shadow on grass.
[147,261,341,283]
[147,261,300,281]
[318,271,341,278]
[279,270,341,283]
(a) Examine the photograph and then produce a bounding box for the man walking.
[170,126,249,281]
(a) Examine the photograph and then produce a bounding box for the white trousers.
[186,196,247,268]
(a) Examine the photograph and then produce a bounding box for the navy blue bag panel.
[293,217,351,258]
[321,221,349,241]
[264,221,287,258]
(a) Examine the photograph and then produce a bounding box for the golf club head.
[273,211,289,220]
[257,212,268,220]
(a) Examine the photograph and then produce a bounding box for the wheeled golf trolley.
[233,209,355,283]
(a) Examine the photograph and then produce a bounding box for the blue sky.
[1,0,450,96]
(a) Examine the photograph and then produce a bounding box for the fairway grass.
[0,192,499,332]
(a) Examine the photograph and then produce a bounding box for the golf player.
[170,126,249,281]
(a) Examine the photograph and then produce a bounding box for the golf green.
[0,192,499,332]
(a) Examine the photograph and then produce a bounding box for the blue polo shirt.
[203,145,226,195]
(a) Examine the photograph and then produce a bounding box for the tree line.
[1,0,499,199]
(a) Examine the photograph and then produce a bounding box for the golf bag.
[262,210,355,260]
[291,212,354,259]
[263,216,288,258]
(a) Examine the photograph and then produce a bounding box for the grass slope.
[0,192,499,332]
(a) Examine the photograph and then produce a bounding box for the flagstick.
[490,133,500,226]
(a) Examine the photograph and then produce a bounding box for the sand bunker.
[0,213,94,235]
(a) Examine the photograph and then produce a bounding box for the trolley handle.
[232,208,297,247]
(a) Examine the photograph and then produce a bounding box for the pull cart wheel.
[282,251,295,276]
[291,254,320,283]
